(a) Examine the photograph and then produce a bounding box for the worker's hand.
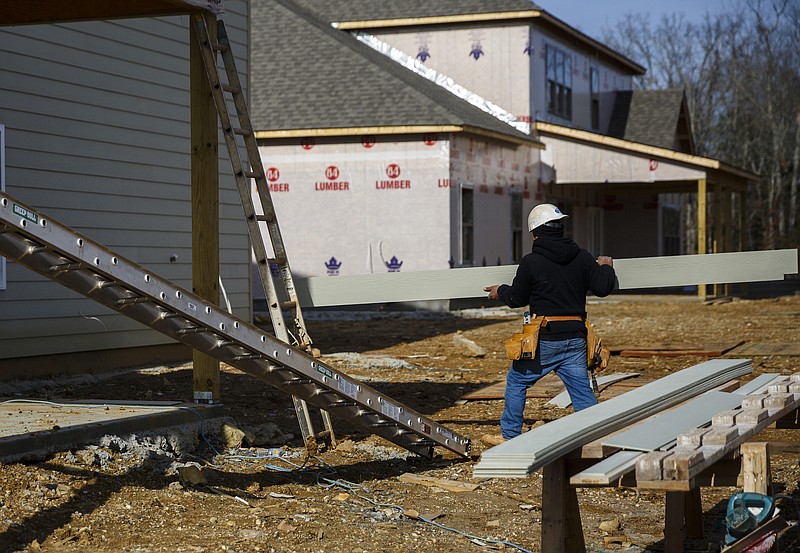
[484,285,500,300]
[596,256,613,267]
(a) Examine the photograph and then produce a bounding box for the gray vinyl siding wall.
[0,3,251,360]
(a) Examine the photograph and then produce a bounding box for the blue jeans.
[500,337,597,439]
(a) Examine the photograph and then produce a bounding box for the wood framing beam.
[713,183,722,296]
[697,178,707,297]
[190,11,220,403]
[0,0,219,26]
[294,249,798,308]
[255,124,542,148]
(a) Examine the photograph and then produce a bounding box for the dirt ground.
[2,294,800,553]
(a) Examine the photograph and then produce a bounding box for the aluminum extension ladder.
[190,15,332,448]
[0,192,471,458]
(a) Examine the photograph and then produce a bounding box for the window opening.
[511,192,523,262]
[461,187,474,265]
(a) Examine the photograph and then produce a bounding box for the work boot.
[481,433,506,447]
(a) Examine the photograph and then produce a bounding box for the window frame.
[546,44,573,120]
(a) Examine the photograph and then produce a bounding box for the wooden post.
[739,187,748,251]
[541,459,586,553]
[684,488,704,539]
[739,187,748,296]
[190,12,220,403]
[713,183,722,297]
[665,491,687,553]
[697,178,707,298]
[741,442,772,495]
[723,187,732,295]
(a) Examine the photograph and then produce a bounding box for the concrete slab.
[0,399,225,463]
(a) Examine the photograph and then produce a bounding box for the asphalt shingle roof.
[289,0,540,24]
[250,0,536,143]
[608,89,688,151]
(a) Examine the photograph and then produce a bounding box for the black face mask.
[534,223,565,239]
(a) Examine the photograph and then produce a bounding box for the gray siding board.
[7,126,189,169]
[0,42,189,98]
[0,2,252,362]
[3,22,189,79]
[1,331,175,359]
[3,191,191,217]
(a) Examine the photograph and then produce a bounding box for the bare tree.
[602,0,800,250]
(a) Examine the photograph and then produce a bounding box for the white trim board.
[600,390,744,452]
[294,249,798,307]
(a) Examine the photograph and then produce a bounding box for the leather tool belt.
[503,315,610,371]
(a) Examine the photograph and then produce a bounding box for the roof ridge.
[353,32,531,136]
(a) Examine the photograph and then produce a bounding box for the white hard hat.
[527,203,568,231]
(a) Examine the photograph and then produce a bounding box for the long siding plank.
[295,249,798,307]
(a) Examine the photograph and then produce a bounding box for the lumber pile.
[473,359,752,479]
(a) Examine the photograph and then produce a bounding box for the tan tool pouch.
[503,318,544,361]
[585,319,610,371]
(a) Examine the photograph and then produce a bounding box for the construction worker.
[483,203,616,445]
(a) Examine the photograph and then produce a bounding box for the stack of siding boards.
[473,359,752,479]
[568,373,791,486]
[635,374,800,486]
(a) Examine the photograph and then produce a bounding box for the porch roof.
[535,122,759,193]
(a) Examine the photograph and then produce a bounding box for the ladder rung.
[232,353,263,361]
[210,42,229,53]
[371,421,397,428]
[177,326,206,335]
[280,300,297,310]
[283,378,313,385]
[244,171,261,179]
[48,262,82,273]
[328,401,359,408]
[214,340,236,348]
[116,296,150,306]
[254,214,276,223]
[27,245,49,254]
[233,128,252,137]
[222,84,241,94]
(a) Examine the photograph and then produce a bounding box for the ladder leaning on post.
[190,13,334,450]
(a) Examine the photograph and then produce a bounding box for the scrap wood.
[457,373,565,402]
[398,473,480,493]
[728,342,800,357]
[459,373,648,403]
[609,340,745,357]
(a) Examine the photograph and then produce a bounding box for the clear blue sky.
[537,0,734,41]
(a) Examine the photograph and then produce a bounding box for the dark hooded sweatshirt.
[497,236,617,341]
